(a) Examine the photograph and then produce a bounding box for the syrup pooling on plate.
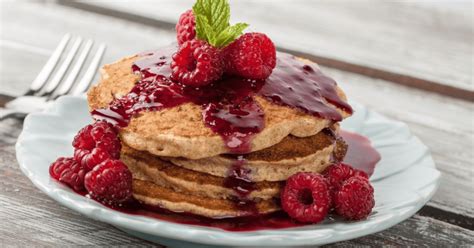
[117,202,304,232]
[341,130,381,177]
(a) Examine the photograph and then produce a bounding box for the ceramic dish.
[16,95,440,247]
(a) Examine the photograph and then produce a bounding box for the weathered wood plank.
[64,0,474,98]
[2,135,473,247]
[1,2,473,246]
[0,1,174,96]
[322,215,473,247]
[326,66,474,218]
[418,206,474,231]
[0,129,159,247]
[1,121,473,246]
[2,1,472,218]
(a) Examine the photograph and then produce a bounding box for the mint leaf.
[194,14,214,42]
[214,23,249,47]
[192,0,247,48]
[194,0,229,34]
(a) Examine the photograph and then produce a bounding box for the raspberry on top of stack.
[49,0,376,225]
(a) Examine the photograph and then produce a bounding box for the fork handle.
[0,108,17,121]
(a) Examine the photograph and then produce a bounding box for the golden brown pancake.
[133,179,280,218]
[121,127,347,203]
[122,146,283,201]
[88,56,351,159]
[168,127,341,182]
[87,50,351,218]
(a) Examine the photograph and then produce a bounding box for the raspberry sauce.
[222,156,259,215]
[102,130,379,232]
[223,156,254,197]
[90,45,358,224]
[116,202,304,232]
[260,55,352,121]
[341,130,381,177]
[92,45,352,154]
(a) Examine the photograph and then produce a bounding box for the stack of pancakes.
[87,55,352,218]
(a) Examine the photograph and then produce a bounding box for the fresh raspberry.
[73,121,121,171]
[49,157,87,192]
[176,10,196,45]
[334,176,375,220]
[281,172,331,223]
[225,32,276,79]
[171,39,223,86]
[84,159,133,205]
[323,163,368,193]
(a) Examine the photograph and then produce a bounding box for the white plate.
[16,96,440,247]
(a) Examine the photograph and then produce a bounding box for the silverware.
[0,34,106,120]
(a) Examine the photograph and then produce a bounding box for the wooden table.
[1,1,473,246]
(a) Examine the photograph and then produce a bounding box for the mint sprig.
[193,0,248,48]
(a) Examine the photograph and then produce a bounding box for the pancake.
[133,179,280,218]
[168,128,345,182]
[88,55,351,159]
[122,146,283,201]
[122,128,347,201]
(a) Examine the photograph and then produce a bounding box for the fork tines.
[27,34,106,99]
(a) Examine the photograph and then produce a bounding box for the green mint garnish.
[192,0,248,48]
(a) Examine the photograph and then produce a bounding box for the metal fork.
[0,34,106,120]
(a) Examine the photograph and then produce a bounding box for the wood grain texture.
[65,0,474,98]
[321,215,473,247]
[0,1,174,96]
[3,0,472,217]
[328,66,474,218]
[1,120,472,247]
[0,1,473,246]
[0,120,159,247]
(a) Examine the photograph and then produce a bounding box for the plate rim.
[15,95,441,246]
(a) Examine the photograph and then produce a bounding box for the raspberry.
[49,157,87,191]
[225,32,276,79]
[334,176,375,220]
[84,159,133,205]
[323,163,368,193]
[73,121,121,171]
[171,40,223,86]
[176,10,196,45]
[281,172,331,223]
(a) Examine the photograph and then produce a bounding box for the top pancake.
[87,54,351,159]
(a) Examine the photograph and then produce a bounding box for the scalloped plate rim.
[15,95,441,247]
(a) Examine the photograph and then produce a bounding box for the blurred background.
[0,0,473,246]
[1,0,472,98]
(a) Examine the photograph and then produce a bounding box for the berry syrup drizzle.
[91,45,354,216]
[260,55,352,121]
[104,130,380,232]
[222,156,258,215]
[92,45,352,152]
